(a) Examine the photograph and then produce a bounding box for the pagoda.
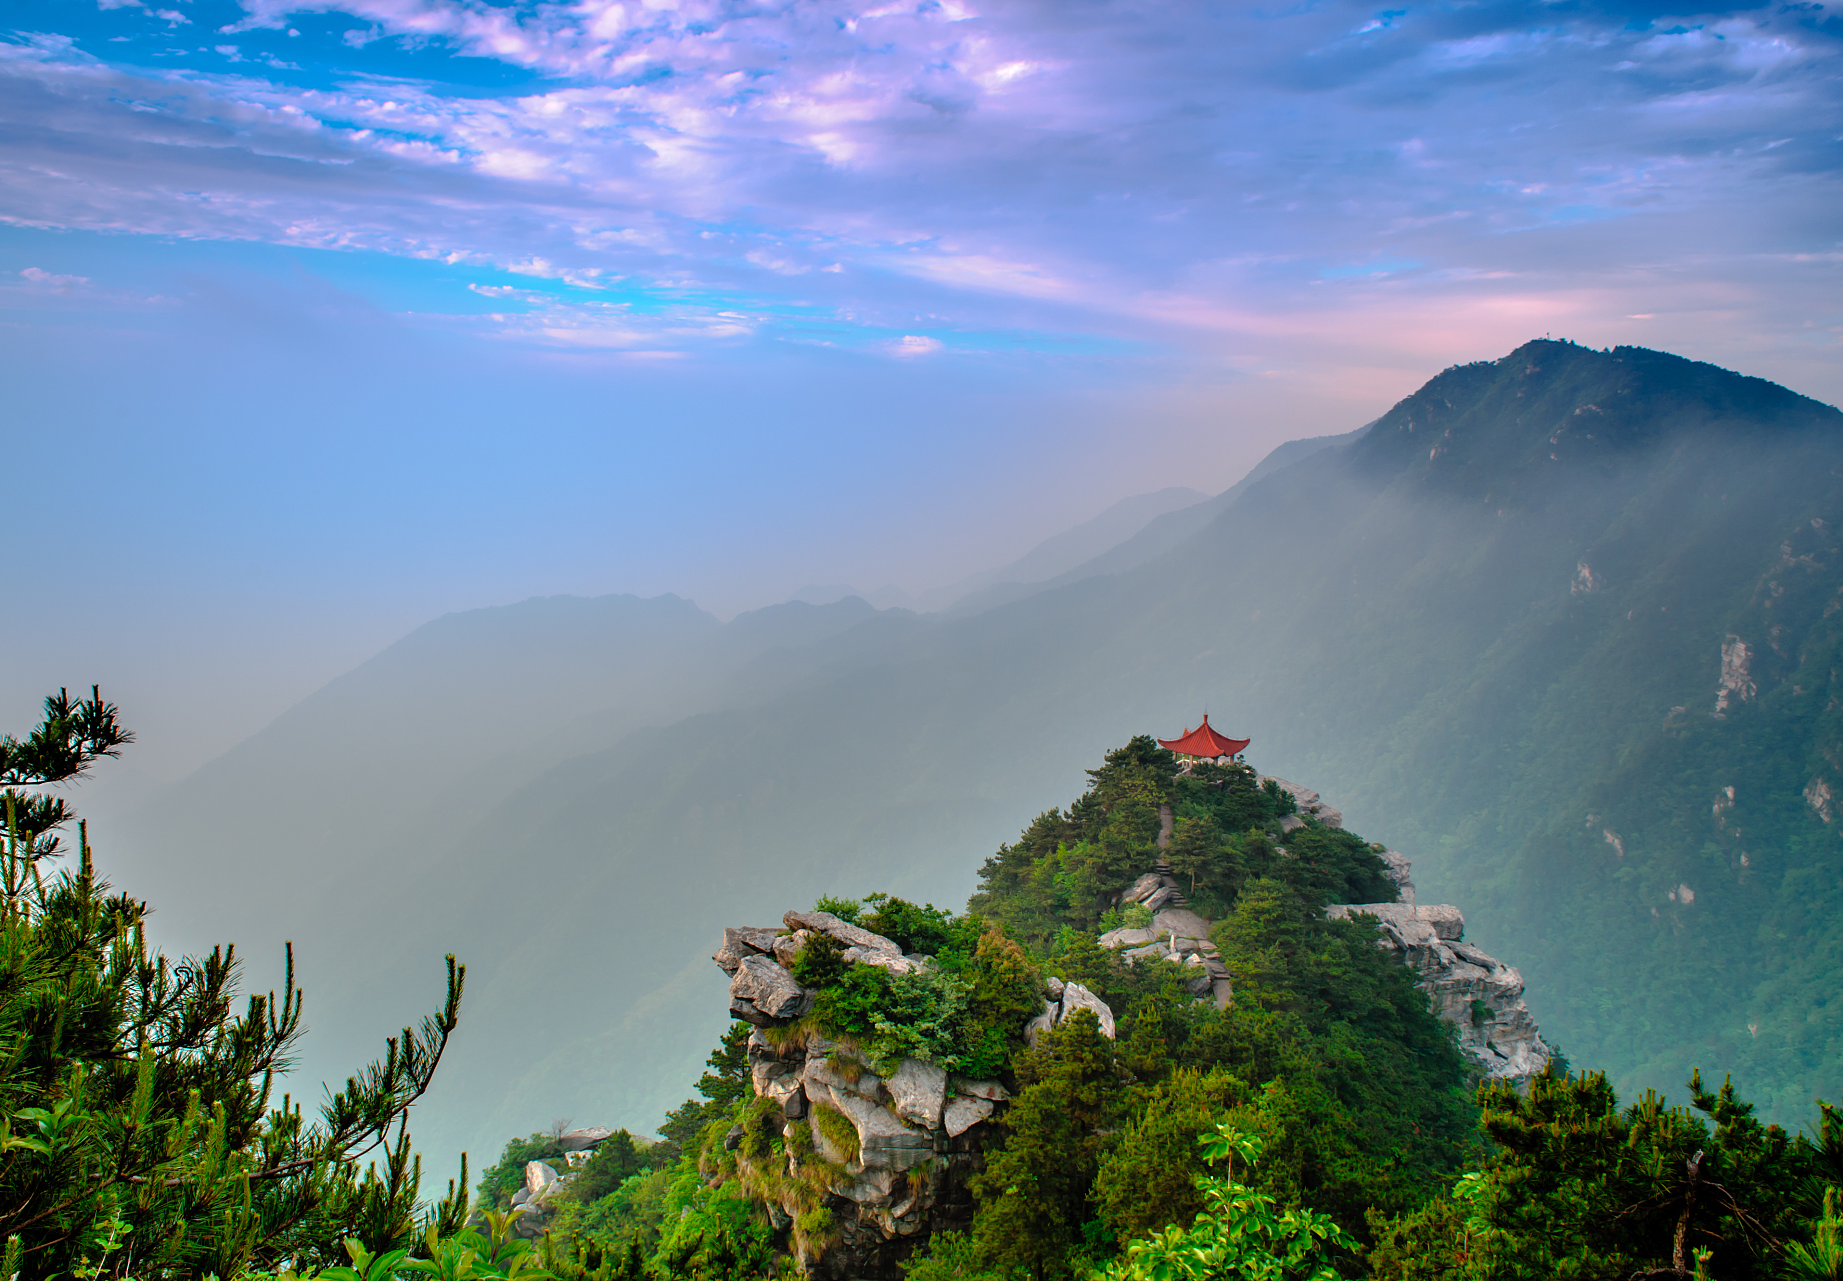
[1157,714,1250,761]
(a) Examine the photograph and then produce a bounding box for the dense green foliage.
[971,741,1392,938]
[898,739,1474,1279]
[1369,1066,1843,1281]
[0,692,468,1280]
[1095,1122,1353,1281]
[789,900,1041,1077]
[472,724,1843,1281]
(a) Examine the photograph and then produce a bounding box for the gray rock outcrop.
[1101,898,1233,1008]
[1095,781,1548,1077]
[712,915,1022,1280]
[1259,775,1343,830]
[1024,980,1120,1043]
[1328,896,1552,1083]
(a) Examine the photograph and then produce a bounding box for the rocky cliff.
[713,910,1090,1280]
[710,777,1550,1276]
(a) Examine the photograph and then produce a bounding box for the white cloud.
[0,0,1836,391]
[890,334,943,356]
[19,266,93,291]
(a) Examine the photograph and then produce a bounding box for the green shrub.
[862,894,956,954]
[810,1102,861,1163]
[814,894,863,923]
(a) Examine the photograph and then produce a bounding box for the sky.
[2,0,1840,776]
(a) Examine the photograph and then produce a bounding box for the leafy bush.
[813,894,863,923]
[1095,1122,1353,1281]
[566,1130,673,1205]
[861,894,956,954]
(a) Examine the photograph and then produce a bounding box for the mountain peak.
[1350,339,1841,500]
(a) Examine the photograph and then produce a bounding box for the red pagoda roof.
[1158,714,1250,760]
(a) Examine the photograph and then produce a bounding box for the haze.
[4,0,1839,777]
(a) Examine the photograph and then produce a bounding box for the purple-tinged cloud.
[0,0,1837,388]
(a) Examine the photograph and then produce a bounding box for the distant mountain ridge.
[107,340,1843,1178]
[793,484,1209,614]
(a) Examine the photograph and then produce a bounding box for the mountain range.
[99,339,1843,1177]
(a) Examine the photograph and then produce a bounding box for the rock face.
[1327,896,1552,1083]
[1260,775,1344,830]
[1100,889,1233,1009]
[712,917,1030,1280]
[1095,781,1549,1081]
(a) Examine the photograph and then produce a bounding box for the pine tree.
[969,1010,1122,1280]
[658,1023,751,1149]
[0,691,469,1280]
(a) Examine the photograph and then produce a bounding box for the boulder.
[783,910,903,957]
[525,1160,559,1198]
[805,1037,882,1101]
[1045,975,1065,1000]
[948,1076,1009,1102]
[1024,997,1058,1045]
[1121,943,1167,963]
[729,954,808,1021]
[1153,908,1214,948]
[557,1127,612,1152]
[1056,981,1116,1038]
[1097,927,1157,950]
[1210,976,1234,1009]
[753,1059,805,1107]
[1326,901,1552,1084]
[885,1060,948,1131]
[822,1087,934,1173]
[713,926,784,976]
[842,945,924,975]
[1279,814,1307,834]
[1379,850,1416,904]
[772,930,811,968]
[1121,872,1164,905]
[829,1166,899,1204]
[730,998,775,1026]
[1142,886,1179,912]
[942,1095,995,1137]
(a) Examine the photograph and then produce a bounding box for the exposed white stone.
[1121,872,1165,904]
[729,954,808,1020]
[557,1127,613,1152]
[525,1161,559,1198]
[713,926,784,976]
[1327,896,1552,1085]
[1024,997,1058,1045]
[1056,981,1116,1038]
[948,1076,1009,1102]
[885,1059,948,1131]
[823,1087,934,1173]
[943,1095,995,1137]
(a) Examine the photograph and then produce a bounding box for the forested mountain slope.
[111,340,1843,1178]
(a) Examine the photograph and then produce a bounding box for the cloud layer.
[4,0,1838,374]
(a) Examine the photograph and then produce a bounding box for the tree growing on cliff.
[0,691,468,1280]
[658,1023,751,1149]
[969,1010,1123,1280]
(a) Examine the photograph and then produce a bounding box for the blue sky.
[2,0,1840,772]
